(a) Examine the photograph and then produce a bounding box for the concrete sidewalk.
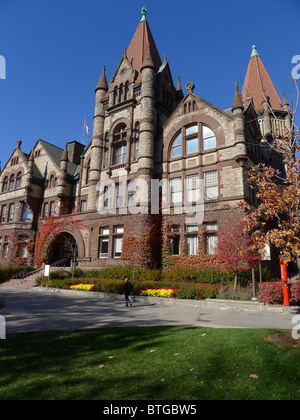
[0,288,297,335]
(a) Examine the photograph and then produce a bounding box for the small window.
[2,177,8,192]
[8,203,14,222]
[186,125,198,136]
[99,228,110,259]
[186,137,198,155]
[9,174,15,190]
[204,171,218,200]
[113,236,123,258]
[171,134,182,158]
[49,175,55,188]
[205,223,218,255]
[170,226,180,255]
[170,177,182,204]
[49,201,55,217]
[114,144,127,165]
[1,205,7,223]
[43,202,49,218]
[186,174,200,203]
[203,126,216,150]
[22,203,32,222]
[86,160,91,184]
[16,172,22,188]
[80,200,87,213]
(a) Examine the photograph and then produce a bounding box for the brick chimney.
[68,141,85,165]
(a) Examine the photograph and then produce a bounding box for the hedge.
[0,265,34,284]
[37,277,220,300]
[47,265,275,286]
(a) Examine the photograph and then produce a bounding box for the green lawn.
[0,327,299,400]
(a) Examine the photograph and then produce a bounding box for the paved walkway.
[0,288,297,335]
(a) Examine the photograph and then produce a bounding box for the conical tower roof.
[126,8,162,72]
[241,45,282,112]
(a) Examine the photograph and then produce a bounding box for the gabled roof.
[241,45,282,112]
[126,17,162,73]
[37,139,78,177]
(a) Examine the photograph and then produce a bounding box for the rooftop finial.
[141,6,147,22]
[251,45,259,58]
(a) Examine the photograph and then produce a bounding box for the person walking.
[124,277,133,307]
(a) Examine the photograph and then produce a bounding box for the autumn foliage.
[215,211,260,273]
[241,128,300,264]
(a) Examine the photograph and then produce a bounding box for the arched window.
[113,124,127,165]
[2,176,8,192]
[124,81,129,101]
[16,172,22,188]
[203,126,216,150]
[171,133,182,158]
[9,174,15,190]
[170,124,216,159]
[103,132,109,169]
[49,175,55,188]
[119,84,124,103]
[113,86,118,105]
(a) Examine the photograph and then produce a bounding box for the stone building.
[0,9,292,268]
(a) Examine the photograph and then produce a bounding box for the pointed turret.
[60,142,68,164]
[140,44,155,71]
[242,45,282,112]
[176,76,184,101]
[231,82,244,111]
[95,66,108,93]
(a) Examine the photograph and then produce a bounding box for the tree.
[241,85,300,265]
[215,212,260,291]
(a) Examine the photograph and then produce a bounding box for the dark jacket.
[124,281,133,294]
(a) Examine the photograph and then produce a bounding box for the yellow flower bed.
[67,284,96,292]
[139,287,177,298]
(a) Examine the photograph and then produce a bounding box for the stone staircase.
[0,259,69,290]
[0,268,44,289]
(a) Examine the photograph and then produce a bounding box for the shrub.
[49,270,69,280]
[258,281,283,305]
[290,282,300,305]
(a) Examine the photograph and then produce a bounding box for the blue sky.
[0,0,299,167]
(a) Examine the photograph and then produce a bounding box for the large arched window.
[170,124,216,159]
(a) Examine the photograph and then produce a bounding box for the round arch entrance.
[48,232,78,266]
